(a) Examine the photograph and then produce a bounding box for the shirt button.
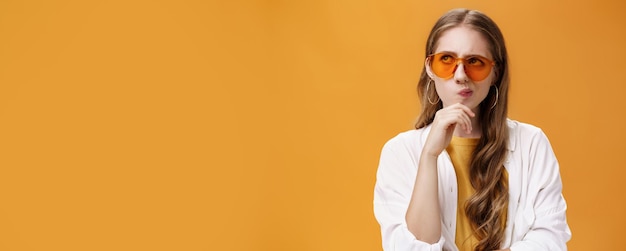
[450,187,453,193]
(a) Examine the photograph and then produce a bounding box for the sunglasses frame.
[426,53,496,81]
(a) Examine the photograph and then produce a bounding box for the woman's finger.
[451,103,475,118]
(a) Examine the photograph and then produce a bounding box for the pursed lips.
[458,89,473,98]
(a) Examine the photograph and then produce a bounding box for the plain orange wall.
[0,0,624,250]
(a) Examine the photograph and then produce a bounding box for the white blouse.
[374,119,571,251]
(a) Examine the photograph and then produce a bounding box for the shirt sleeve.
[373,136,446,251]
[509,130,572,251]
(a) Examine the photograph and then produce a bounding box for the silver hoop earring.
[490,86,499,109]
[426,79,440,105]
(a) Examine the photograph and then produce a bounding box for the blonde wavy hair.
[415,9,510,251]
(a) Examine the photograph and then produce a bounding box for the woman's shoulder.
[506,118,553,151]
[507,118,545,137]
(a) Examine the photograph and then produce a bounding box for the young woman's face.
[427,26,495,112]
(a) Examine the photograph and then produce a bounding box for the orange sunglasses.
[427,53,495,81]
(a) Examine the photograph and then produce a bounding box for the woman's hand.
[422,103,475,158]
[405,103,476,242]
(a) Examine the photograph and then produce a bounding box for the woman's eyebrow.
[434,51,458,56]
[436,51,489,58]
[464,53,489,58]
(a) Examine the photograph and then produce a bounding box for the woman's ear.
[492,65,499,84]
[424,57,435,79]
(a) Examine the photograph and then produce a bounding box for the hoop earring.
[426,79,439,105]
[490,86,499,109]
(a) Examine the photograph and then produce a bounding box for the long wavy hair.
[415,9,510,251]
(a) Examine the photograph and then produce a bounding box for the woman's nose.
[454,62,469,84]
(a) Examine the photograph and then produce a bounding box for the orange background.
[0,0,624,250]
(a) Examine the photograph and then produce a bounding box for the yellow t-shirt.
[446,136,508,251]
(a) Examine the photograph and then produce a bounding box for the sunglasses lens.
[431,54,456,79]
[463,57,491,81]
[430,53,494,81]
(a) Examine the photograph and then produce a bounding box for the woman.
[373,9,571,251]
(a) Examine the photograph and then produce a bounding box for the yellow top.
[446,136,508,251]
